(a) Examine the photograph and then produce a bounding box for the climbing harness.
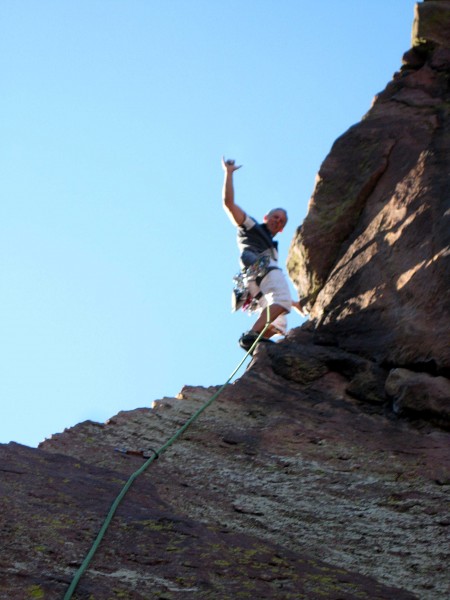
[63,308,271,599]
[232,253,280,313]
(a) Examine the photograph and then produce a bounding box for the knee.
[275,300,291,314]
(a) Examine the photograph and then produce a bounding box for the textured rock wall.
[2,372,448,599]
[287,0,450,378]
[1,3,449,599]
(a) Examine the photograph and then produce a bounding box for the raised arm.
[222,157,246,227]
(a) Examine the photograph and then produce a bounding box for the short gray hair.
[268,208,288,222]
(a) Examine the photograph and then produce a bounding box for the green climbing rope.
[63,314,271,599]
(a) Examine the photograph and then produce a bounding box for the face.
[264,209,287,235]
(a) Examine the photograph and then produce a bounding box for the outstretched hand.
[292,300,308,316]
[222,156,242,172]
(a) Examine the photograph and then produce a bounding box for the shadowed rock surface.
[287,0,450,386]
[1,2,449,599]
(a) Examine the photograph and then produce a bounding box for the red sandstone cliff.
[0,2,449,599]
[286,0,450,424]
[287,1,450,380]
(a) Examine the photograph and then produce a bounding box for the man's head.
[263,208,288,235]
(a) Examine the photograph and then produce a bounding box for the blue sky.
[1,1,413,447]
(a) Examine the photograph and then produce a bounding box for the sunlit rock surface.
[1,3,449,598]
[287,0,450,383]
[1,377,447,598]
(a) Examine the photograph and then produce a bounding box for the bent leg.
[251,269,291,336]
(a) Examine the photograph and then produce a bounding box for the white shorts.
[248,268,292,334]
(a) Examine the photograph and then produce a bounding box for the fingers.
[222,156,235,167]
[292,300,307,316]
[222,156,242,170]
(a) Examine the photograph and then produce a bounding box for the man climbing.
[222,157,302,351]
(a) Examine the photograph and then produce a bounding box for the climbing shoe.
[238,331,274,352]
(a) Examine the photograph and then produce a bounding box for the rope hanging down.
[64,310,271,599]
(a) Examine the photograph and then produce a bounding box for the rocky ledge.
[1,338,448,598]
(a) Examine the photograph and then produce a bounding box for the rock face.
[1,2,449,599]
[287,0,450,383]
[2,374,449,599]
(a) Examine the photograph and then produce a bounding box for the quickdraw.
[114,447,160,459]
[232,254,273,313]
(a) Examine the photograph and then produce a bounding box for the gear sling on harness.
[232,220,280,313]
[232,255,280,312]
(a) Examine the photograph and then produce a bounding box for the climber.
[222,157,303,351]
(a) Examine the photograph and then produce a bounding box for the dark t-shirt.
[237,215,279,269]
